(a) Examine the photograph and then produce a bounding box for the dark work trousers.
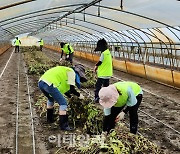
[94,78,110,100]
[15,46,20,52]
[65,52,73,64]
[104,94,142,134]
[40,45,43,51]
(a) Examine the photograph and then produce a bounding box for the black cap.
[60,42,65,48]
[94,38,108,52]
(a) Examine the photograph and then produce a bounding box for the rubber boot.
[130,126,137,134]
[47,108,54,123]
[59,115,73,131]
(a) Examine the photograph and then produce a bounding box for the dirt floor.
[0,47,180,154]
[0,48,48,154]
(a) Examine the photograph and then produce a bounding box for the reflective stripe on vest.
[114,82,141,107]
[97,49,113,77]
[40,66,75,94]
[15,40,20,46]
[62,44,74,54]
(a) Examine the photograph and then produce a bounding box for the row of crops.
[22,46,163,153]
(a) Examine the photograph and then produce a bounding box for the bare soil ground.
[0,48,48,154]
[0,47,180,154]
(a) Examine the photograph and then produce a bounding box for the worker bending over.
[99,81,143,134]
[60,42,74,64]
[38,64,87,130]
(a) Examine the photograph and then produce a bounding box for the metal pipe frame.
[0,1,179,70]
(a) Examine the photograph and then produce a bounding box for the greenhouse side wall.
[0,43,11,55]
[44,44,180,88]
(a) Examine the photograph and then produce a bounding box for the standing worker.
[94,38,113,103]
[14,37,21,53]
[38,38,44,51]
[59,42,74,64]
[38,64,87,130]
[99,81,143,134]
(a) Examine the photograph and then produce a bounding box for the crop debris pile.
[68,96,103,134]
[81,69,96,88]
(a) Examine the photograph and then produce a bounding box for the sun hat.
[99,84,119,108]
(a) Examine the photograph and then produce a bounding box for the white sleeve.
[67,71,75,86]
[99,53,104,62]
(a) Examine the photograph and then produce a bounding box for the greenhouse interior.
[0,0,180,154]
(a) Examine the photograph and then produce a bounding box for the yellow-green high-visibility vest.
[97,49,113,77]
[15,39,20,46]
[40,40,44,45]
[62,44,74,54]
[114,82,141,107]
[40,66,75,94]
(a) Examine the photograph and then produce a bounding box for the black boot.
[130,126,137,134]
[59,115,73,131]
[47,108,54,123]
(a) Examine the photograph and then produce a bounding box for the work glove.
[101,131,108,137]
[79,93,84,99]
[115,111,125,122]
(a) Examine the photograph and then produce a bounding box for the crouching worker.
[99,81,143,134]
[38,64,87,130]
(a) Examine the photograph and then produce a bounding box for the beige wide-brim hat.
[99,85,119,108]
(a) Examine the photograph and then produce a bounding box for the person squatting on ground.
[94,38,113,103]
[38,64,87,131]
[59,42,74,64]
[38,38,44,51]
[14,37,21,53]
[99,81,143,134]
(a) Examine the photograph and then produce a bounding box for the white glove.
[115,112,125,122]
[59,58,62,62]
[101,131,107,136]
[66,55,69,58]
[79,93,84,99]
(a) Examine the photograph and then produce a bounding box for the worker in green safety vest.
[14,37,21,53]
[94,39,113,103]
[38,64,87,131]
[99,81,143,134]
[59,42,74,64]
[38,38,44,51]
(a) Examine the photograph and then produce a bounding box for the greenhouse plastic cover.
[0,0,180,42]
